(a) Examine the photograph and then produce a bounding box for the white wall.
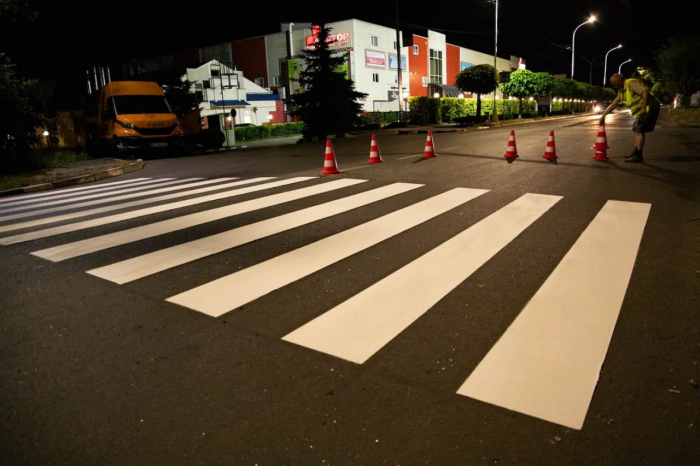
[428,30,447,86]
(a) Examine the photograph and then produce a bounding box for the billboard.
[389,54,407,70]
[365,50,386,68]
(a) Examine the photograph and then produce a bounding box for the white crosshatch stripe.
[0,177,200,215]
[282,193,562,364]
[0,178,157,207]
[86,182,421,283]
[0,177,315,245]
[0,177,274,234]
[0,178,234,222]
[457,200,651,430]
[166,187,489,318]
[32,178,370,262]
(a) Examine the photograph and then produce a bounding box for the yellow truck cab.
[93,81,185,157]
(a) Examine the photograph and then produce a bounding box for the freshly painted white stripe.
[0,178,197,215]
[166,187,488,317]
[283,193,562,364]
[87,182,420,283]
[457,200,651,430]
[34,178,369,262]
[0,177,314,245]
[0,178,154,206]
[0,177,269,234]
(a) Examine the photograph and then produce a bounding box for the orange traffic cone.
[504,130,518,160]
[542,131,558,160]
[368,134,383,164]
[592,123,609,161]
[321,140,340,175]
[422,131,436,159]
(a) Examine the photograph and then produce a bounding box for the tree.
[0,55,42,160]
[551,78,579,113]
[290,24,367,139]
[157,68,197,118]
[499,69,537,117]
[656,35,700,106]
[455,64,498,122]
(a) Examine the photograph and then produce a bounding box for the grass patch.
[669,107,700,127]
[0,149,93,191]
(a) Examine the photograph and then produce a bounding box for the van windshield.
[111,95,173,115]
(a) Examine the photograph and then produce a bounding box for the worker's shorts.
[632,107,660,133]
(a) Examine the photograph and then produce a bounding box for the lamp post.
[619,58,632,74]
[603,44,622,86]
[492,0,499,123]
[571,16,596,79]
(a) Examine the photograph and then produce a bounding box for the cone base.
[543,154,558,160]
[321,167,340,175]
[422,152,436,159]
[367,158,383,164]
[504,154,519,159]
[592,153,609,161]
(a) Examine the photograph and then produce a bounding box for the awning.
[209,100,250,106]
[246,94,280,101]
[428,83,462,98]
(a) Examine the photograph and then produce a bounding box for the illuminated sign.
[365,50,386,68]
[389,54,407,70]
[305,26,351,49]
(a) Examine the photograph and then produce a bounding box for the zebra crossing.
[0,175,651,431]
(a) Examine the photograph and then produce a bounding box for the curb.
[0,159,146,198]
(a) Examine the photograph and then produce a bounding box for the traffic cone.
[321,140,340,175]
[504,130,518,160]
[367,134,383,164]
[542,131,558,160]
[592,123,609,161]
[422,131,436,159]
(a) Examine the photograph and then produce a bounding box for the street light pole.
[492,0,499,123]
[603,44,622,86]
[619,58,632,74]
[395,0,404,116]
[571,16,596,79]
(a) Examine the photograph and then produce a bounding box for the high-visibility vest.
[619,79,659,118]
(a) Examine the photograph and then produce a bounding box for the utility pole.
[395,0,404,118]
[492,0,499,123]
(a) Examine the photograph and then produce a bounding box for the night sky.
[0,0,689,86]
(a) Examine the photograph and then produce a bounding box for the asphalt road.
[1,108,699,465]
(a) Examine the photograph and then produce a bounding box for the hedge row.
[408,97,540,124]
[234,122,304,141]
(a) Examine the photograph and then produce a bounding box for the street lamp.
[603,44,622,86]
[571,15,596,79]
[619,58,632,74]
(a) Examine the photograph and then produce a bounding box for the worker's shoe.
[625,148,644,163]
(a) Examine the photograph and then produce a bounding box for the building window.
[372,73,380,83]
[210,69,220,77]
[413,45,419,55]
[422,76,428,87]
[272,76,281,86]
[254,77,264,87]
[371,35,378,47]
[393,41,397,50]
[429,49,443,84]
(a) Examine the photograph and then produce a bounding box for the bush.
[234,122,303,141]
[670,107,700,126]
[360,112,399,126]
[200,129,225,148]
[440,98,468,122]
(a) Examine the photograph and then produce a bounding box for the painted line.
[34,178,369,262]
[282,193,562,364]
[0,178,271,234]
[397,154,422,160]
[0,177,314,245]
[457,200,651,430]
[0,178,155,207]
[87,182,420,283]
[166,187,489,317]
[0,178,199,215]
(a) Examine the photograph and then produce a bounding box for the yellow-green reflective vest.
[619,79,659,118]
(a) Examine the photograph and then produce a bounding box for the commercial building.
[123,18,526,125]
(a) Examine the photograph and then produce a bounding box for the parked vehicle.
[594,101,615,114]
[84,81,185,157]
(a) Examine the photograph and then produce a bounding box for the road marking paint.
[0,178,273,234]
[397,155,422,160]
[0,178,201,215]
[166,187,488,317]
[0,177,314,245]
[87,182,420,283]
[0,178,156,207]
[283,193,562,364]
[33,178,369,262]
[456,200,651,430]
